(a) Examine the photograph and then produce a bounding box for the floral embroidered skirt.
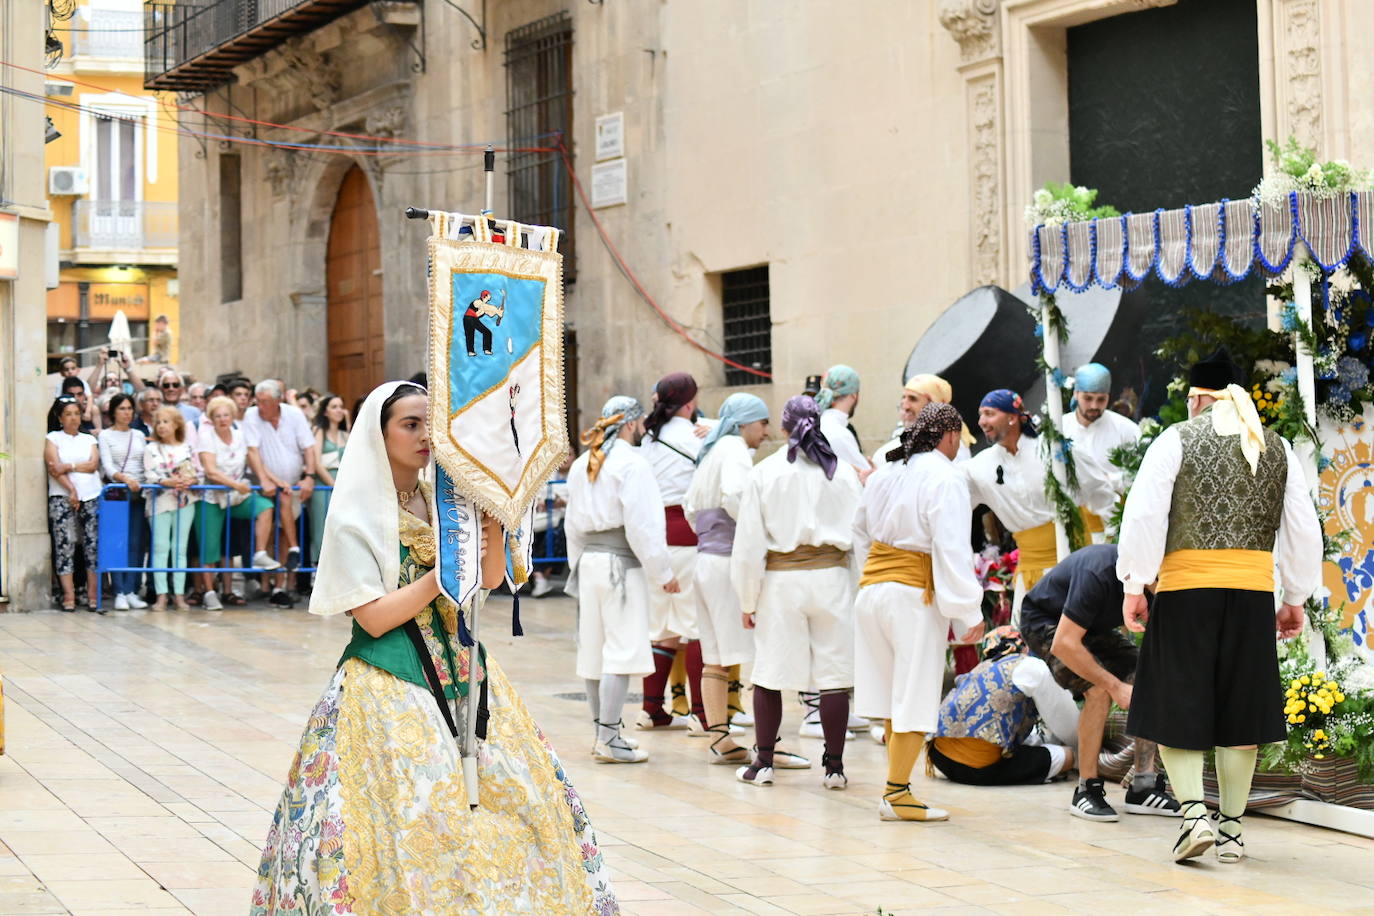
[251,655,618,915]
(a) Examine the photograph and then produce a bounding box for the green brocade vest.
[336,544,482,699]
[1164,413,1288,554]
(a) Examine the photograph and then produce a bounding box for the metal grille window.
[504,13,574,276]
[721,266,772,386]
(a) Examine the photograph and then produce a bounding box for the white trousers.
[693,553,754,667]
[853,581,949,733]
[575,552,654,680]
[751,567,854,692]
[647,544,700,641]
[1009,656,1080,747]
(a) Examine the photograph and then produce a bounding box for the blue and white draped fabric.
[424,210,569,625]
[934,655,1035,753]
[697,393,769,465]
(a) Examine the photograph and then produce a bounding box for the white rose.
[1034,188,1053,208]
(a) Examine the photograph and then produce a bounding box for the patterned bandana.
[887,402,963,463]
[814,364,860,411]
[980,388,1038,439]
[581,395,643,482]
[981,626,1026,662]
[698,392,769,465]
[644,372,698,440]
[781,395,838,480]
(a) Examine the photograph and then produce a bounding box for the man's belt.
[765,544,847,571]
[693,507,735,557]
[1157,548,1273,593]
[581,527,641,568]
[1012,521,1058,591]
[1079,507,1105,534]
[665,504,698,547]
[859,541,934,603]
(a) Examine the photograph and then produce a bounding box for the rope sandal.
[879,781,948,822]
[591,720,646,763]
[1171,801,1214,862]
[706,725,748,765]
[1214,814,1245,863]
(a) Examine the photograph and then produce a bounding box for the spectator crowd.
[43,356,351,613]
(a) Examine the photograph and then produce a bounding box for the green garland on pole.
[1037,407,1087,552]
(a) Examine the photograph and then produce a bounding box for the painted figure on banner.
[1318,414,1374,657]
[464,288,506,356]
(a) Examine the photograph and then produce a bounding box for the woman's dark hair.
[107,392,135,423]
[313,393,349,432]
[48,396,81,432]
[380,384,427,428]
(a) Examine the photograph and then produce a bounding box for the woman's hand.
[67,490,80,508]
[479,514,505,589]
[233,480,252,495]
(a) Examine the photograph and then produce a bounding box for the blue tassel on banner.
[512,592,523,637]
[457,606,475,647]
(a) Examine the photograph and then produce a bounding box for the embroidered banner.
[426,211,570,607]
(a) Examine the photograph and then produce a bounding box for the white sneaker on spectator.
[848,713,870,731]
[202,590,223,610]
[113,593,129,611]
[125,592,148,609]
[531,573,554,598]
[799,712,855,740]
[252,550,282,570]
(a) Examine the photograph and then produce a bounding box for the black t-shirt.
[1020,543,1130,636]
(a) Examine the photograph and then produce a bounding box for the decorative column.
[939,0,1004,288]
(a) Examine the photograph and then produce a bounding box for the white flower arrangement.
[1254,137,1374,207]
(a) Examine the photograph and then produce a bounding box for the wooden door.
[327,167,384,411]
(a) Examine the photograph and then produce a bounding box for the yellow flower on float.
[1297,714,1306,722]
[1300,676,1311,685]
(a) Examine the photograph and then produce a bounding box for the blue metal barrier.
[532,478,568,566]
[95,482,332,609]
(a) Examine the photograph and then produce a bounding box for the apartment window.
[505,12,574,276]
[220,154,242,302]
[94,113,138,201]
[721,266,772,386]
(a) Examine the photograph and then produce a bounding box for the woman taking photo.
[198,396,282,608]
[45,397,102,613]
[252,381,616,915]
[309,392,348,569]
[98,393,149,610]
[143,406,201,610]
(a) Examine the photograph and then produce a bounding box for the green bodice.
[1164,413,1288,554]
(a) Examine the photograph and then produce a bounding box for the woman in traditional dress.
[251,380,617,915]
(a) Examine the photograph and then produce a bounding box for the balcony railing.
[143,0,382,92]
[73,200,178,251]
[74,9,145,60]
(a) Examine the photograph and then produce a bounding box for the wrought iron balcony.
[73,200,179,253]
[74,8,145,60]
[143,0,383,92]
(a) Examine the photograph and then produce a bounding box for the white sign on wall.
[0,213,18,280]
[595,112,624,161]
[591,159,628,209]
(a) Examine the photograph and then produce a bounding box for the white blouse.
[46,431,101,501]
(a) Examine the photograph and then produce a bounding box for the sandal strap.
[1177,800,1209,829]
[1214,813,1244,846]
[706,725,738,753]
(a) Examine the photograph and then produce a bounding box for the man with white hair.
[243,379,316,607]
[566,396,680,763]
[1061,363,1139,540]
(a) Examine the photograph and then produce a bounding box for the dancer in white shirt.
[566,396,681,763]
[871,374,975,467]
[1061,363,1139,541]
[733,396,862,789]
[685,393,770,764]
[816,364,871,477]
[854,403,986,821]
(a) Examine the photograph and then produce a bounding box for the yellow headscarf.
[1188,384,1267,474]
[905,373,976,447]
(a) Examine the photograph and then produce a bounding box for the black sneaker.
[1070,778,1119,821]
[269,589,296,608]
[1124,774,1182,816]
[285,546,301,572]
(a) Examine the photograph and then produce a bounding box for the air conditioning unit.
[49,166,89,196]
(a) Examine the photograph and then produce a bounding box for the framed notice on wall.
[591,159,627,209]
[595,112,624,161]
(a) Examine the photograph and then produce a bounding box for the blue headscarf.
[1073,363,1111,394]
[698,393,769,464]
[814,364,860,411]
[980,388,1038,438]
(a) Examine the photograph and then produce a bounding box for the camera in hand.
[107,348,120,358]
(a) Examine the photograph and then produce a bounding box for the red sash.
[664,504,698,547]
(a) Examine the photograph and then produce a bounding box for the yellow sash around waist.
[859,541,934,603]
[1157,548,1274,593]
[765,543,848,571]
[931,736,1003,769]
[1012,521,1058,591]
[1079,507,1105,534]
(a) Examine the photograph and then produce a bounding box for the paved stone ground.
[1,596,1373,915]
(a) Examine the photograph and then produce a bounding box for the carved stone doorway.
[326,166,384,412]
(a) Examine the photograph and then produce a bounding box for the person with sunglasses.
[157,368,203,433]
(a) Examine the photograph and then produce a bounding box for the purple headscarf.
[782,395,838,480]
[645,372,698,441]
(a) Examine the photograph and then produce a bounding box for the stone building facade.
[166,0,1373,454]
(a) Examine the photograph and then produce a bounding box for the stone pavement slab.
[1,597,1371,915]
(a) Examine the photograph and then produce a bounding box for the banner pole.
[463,585,487,810]
[483,146,495,216]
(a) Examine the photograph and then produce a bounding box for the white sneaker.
[635,709,693,730]
[531,574,553,598]
[113,593,130,611]
[252,550,282,571]
[202,590,223,610]
[125,592,148,609]
[870,725,888,745]
[730,711,754,727]
[847,713,870,731]
[798,719,855,740]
